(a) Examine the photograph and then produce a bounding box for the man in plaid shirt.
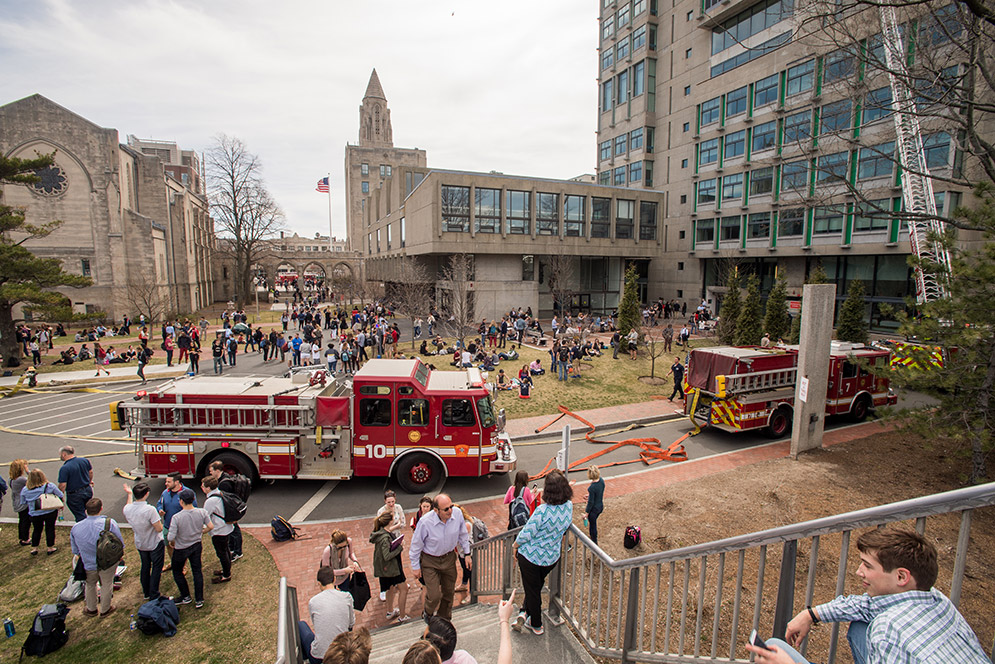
[748,528,988,664]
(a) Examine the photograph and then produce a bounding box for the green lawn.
[0,525,278,663]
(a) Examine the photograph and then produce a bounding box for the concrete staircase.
[368,602,597,664]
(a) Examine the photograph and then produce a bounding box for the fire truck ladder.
[714,366,797,397]
[878,5,953,305]
[122,401,315,433]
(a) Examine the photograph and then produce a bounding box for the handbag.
[348,571,371,611]
[39,486,64,511]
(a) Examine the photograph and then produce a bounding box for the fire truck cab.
[114,358,516,493]
[684,342,897,437]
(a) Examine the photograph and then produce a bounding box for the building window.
[754,74,779,107]
[924,132,951,169]
[632,60,645,96]
[681,158,688,168]
[683,122,690,133]
[630,127,644,151]
[752,121,777,152]
[748,212,771,238]
[592,197,611,238]
[632,24,647,50]
[537,192,560,235]
[862,87,892,125]
[617,4,630,28]
[686,48,693,59]
[361,181,369,194]
[698,178,717,204]
[639,201,658,240]
[720,215,741,241]
[699,138,719,165]
[602,48,614,70]
[710,0,794,55]
[474,188,501,233]
[823,47,856,83]
[679,231,685,239]
[813,205,845,234]
[820,100,852,134]
[602,16,615,40]
[615,134,628,156]
[599,171,611,185]
[634,0,646,15]
[783,110,812,145]
[684,85,691,96]
[600,140,612,161]
[522,255,535,281]
[701,97,721,126]
[723,173,744,201]
[781,160,809,192]
[724,130,746,158]
[854,199,891,231]
[506,190,531,234]
[696,220,715,243]
[750,167,774,196]
[565,195,586,236]
[786,60,815,96]
[726,86,748,117]
[615,199,634,239]
[613,166,626,185]
[441,185,470,232]
[678,262,684,270]
[858,142,895,180]
[629,161,643,183]
[81,258,91,277]
[818,151,849,183]
[680,194,687,203]
[646,126,655,153]
[361,163,369,176]
[687,10,693,20]
[617,36,630,61]
[710,32,793,78]
[601,80,614,112]
[779,207,805,236]
[644,158,654,187]
[617,69,630,105]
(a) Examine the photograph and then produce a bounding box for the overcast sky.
[1,0,597,240]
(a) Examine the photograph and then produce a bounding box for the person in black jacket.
[209,461,247,561]
[584,466,605,544]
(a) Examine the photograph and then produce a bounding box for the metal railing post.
[502,536,513,600]
[621,567,641,664]
[772,539,797,639]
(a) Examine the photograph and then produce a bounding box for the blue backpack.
[271,515,300,542]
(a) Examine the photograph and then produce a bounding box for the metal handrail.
[274,577,302,664]
[470,483,995,663]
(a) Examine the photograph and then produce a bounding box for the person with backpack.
[122,482,164,601]
[167,488,213,609]
[137,344,151,384]
[452,505,478,602]
[210,461,249,562]
[503,470,534,530]
[69,497,125,617]
[583,466,605,545]
[200,476,233,585]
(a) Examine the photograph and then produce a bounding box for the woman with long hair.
[320,529,362,591]
[370,512,411,622]
[503,470,534,529]
[584,466,605,544]
[453,505,474,602]
[512,469,573,635]
[10,459,31,545]
[20,468,64,554]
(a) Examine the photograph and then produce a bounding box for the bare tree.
[206,134,284,308]
[439,253,474,347]
[643,326,669,380]
[546,254,576,318]
[125,272,168,325]
[386,256,433,348]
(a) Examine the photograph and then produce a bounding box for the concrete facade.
[0,94,219,321]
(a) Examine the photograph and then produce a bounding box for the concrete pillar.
[790,283,836,457]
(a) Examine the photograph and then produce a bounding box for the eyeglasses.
[438,506,453,512]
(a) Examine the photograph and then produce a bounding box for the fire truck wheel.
[850,395,871,423]
[395,453,444,494]
[766,408,792,438]
[205,451,256,484]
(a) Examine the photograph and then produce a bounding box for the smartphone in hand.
[749,629,773,651]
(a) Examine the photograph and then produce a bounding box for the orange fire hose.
[528,405,688,482]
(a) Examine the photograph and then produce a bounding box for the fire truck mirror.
[109,401,126,431]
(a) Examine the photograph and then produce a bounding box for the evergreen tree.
[788,309,802,344]
[717,271,741,345]
[808,262,828,284]
[835,279,868,343]
[734,274,764,345]
[1,153,92,366]
[618,263,641,337]
[763,273,791,342]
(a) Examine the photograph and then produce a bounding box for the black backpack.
[20,603,69,659]
[219,474,251,502]
[219,491,247,523]
[624,525,642,550]
[270,515,300,541]
[96,517,124,571]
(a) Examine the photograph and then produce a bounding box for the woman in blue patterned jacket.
[511,469,573,635]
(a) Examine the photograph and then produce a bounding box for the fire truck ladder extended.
[879,5,953,305]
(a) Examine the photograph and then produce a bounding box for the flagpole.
[326,172,333,242]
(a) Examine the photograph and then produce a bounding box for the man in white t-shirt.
[122,482,165,600]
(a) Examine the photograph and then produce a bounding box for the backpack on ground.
[20,603,69,659]
[271,515,301,541]
[135,597,180,637]
[471,517,490,542]
[624,525,642,550]
[219,491,247,523]
[96,517,124,571]
[509,492,530,528]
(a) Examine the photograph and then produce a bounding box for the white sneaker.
[379,591,387,602]
[512,611,526,632]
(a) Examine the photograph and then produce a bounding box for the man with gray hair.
[58,445,93,522]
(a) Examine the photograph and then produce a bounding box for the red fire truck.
[110,359,517,493]
[683,341,897,437]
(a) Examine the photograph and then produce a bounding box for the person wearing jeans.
[122,481,165,600]
[20,469,64,554]
[584,466,605,545]
[201,477,232,584]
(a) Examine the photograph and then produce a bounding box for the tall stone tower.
[344,70,427,253]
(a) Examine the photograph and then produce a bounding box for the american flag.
[315,177,329,193]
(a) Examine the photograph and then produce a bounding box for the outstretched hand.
[498,589,516,623]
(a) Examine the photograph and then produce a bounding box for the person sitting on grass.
[496,369,513,391]
[529,359,544,375]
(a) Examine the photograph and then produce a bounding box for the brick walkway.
[244,414,892,630]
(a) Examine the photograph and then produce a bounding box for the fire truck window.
[842,362,858,379]
[399,398,429,426]
[398,386,415,395]
[359,398,392,426]
[415,363,430,386]
[359,385,391,395]
[476,397,496,428]
[442,399,476,427]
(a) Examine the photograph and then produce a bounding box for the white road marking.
[29,411,111,430]
[55,421,117,435]
[289,481,338,522]
[0,392,104,417]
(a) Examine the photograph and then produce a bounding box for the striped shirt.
[816,588,989,664]
[515,501,573,567]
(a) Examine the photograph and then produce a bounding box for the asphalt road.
[0,329,939,526]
